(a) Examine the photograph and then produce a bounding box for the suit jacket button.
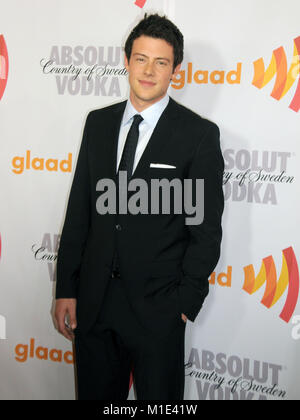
[116,224,122,231]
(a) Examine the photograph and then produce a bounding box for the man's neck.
[129,92,168,113]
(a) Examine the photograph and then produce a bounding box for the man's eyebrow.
[133,53,171,62]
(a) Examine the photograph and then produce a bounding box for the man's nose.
[144,61,155,75]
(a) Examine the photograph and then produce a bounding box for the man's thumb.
[69,309,77,330]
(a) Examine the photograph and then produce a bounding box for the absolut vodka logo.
[32,233,60,281]
[223,149,295,204]
[186,348,287,400]
[40,46,128,96]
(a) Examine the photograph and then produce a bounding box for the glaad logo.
[12,150,72,174]
[209,267,232,288]
[243,247,300,323]
[170,36,300,113]
[171,63,242,90]
[0,34,9,100]
[252,36,300,112]
[14,338,73,364]
[134,0,147,7]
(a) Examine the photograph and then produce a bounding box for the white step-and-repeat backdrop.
[0,0,299,400]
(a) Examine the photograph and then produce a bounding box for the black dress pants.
[74,274,186,400]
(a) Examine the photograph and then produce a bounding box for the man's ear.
[124,54,129,72]
[171,63,181,81]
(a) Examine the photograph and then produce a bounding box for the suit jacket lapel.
[108,100,127,182]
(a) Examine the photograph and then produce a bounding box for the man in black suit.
[55,14,224,400]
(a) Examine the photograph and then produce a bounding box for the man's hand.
[181,313,187,323]
[55,298,77,341]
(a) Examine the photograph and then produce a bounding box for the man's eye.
[158,61,167,66]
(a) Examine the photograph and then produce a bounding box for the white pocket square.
[150,163,176,169]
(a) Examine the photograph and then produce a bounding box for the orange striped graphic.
[243,247,299,323]
[252,37,300,112]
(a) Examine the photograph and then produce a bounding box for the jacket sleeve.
[55,113,92,299]
[178,122,224,321]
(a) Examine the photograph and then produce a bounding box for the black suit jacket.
[56,97,224,336]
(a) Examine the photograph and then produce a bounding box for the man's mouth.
[139,80,156,87]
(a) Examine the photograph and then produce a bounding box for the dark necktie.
[118,114,144,178]
[112,114,143,273]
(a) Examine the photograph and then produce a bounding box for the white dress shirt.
[116,94,170,174]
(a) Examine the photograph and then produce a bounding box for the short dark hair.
[124,13,184,70]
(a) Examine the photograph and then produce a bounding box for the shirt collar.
[122,94,169,129]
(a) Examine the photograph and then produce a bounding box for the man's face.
[125,35,181,111]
